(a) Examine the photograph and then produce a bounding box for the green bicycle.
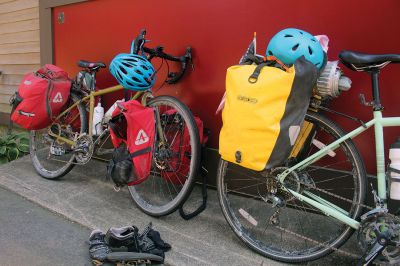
[217,51,400,264]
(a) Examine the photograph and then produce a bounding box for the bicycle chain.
[273,172,400,261]
[283,173,400,222]
[275,225,360,259]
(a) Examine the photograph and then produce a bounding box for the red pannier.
[10,64,71,130]
[109,100,155,185]
[161,110,208,185]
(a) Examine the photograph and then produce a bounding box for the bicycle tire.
[217,111,367,263]
[30,94,88,180]
[128,95,200,216]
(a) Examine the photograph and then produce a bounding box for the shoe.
[138,223,171,259]
[105,225,140,252]
[88,229,112,263]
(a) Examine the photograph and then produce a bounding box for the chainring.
[74,134,94,164]
[358,213,400,265]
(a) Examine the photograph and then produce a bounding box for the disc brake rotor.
[154,142,169,170]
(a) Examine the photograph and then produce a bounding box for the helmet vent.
[119,66,128,75]
[299,31,304,35]
[135,69,143,75]
[311,38,317,42]
[116,72,123,80]
[284,34,293,38]
[142,65,149,70]
[122,62,131,68]
[308,46,313,55]
[292,44,300,51]
[126,81,134,87]
[132,77,140,83]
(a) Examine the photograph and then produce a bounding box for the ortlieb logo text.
[237,95,257,104]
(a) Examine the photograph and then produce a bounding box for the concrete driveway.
[0,156,360,265]
[0,186,91,265]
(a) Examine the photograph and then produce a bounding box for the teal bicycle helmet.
[266,28,325,69]
[109,54,155,91]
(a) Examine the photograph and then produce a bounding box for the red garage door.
[53,0,400,175]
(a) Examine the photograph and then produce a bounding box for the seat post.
[371,71,384,111]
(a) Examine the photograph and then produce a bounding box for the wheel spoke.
[217,112,365,262]
[30,95,85,179]
[128,96,199,216]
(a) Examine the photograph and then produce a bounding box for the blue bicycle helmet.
[266,28,325,69]
[109,53,155,91]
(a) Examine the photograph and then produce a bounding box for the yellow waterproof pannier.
[219,57,318,171]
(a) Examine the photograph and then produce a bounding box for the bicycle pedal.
[50,144,65,156]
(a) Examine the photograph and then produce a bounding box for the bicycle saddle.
[77,60,106,69]
[339,50,400,71]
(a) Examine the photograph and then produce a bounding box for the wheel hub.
[154,142,171,170]
[265,167,302,202]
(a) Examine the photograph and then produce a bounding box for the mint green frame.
[278,110,400,230]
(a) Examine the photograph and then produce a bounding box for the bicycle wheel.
[128,95,200,216]
[30,94,88,179]
[217,111,367,263]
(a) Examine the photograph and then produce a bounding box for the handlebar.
[130,29,193,84]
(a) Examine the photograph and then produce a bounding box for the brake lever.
[155,46,164,53]
[131,28,147,55]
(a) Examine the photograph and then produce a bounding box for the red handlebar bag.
[109,100,155,185]
[10,64,71,130]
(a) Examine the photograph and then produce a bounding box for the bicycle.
[217,51,400,264]
[29,29,201,217]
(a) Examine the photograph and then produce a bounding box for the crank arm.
[358,241,386,266]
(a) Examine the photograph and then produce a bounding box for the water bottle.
[92,102,104,136]
[103,98,125,123]
[389,137,400,200]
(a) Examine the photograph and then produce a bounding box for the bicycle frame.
[48,84,159,147]
[278,110,400,230]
